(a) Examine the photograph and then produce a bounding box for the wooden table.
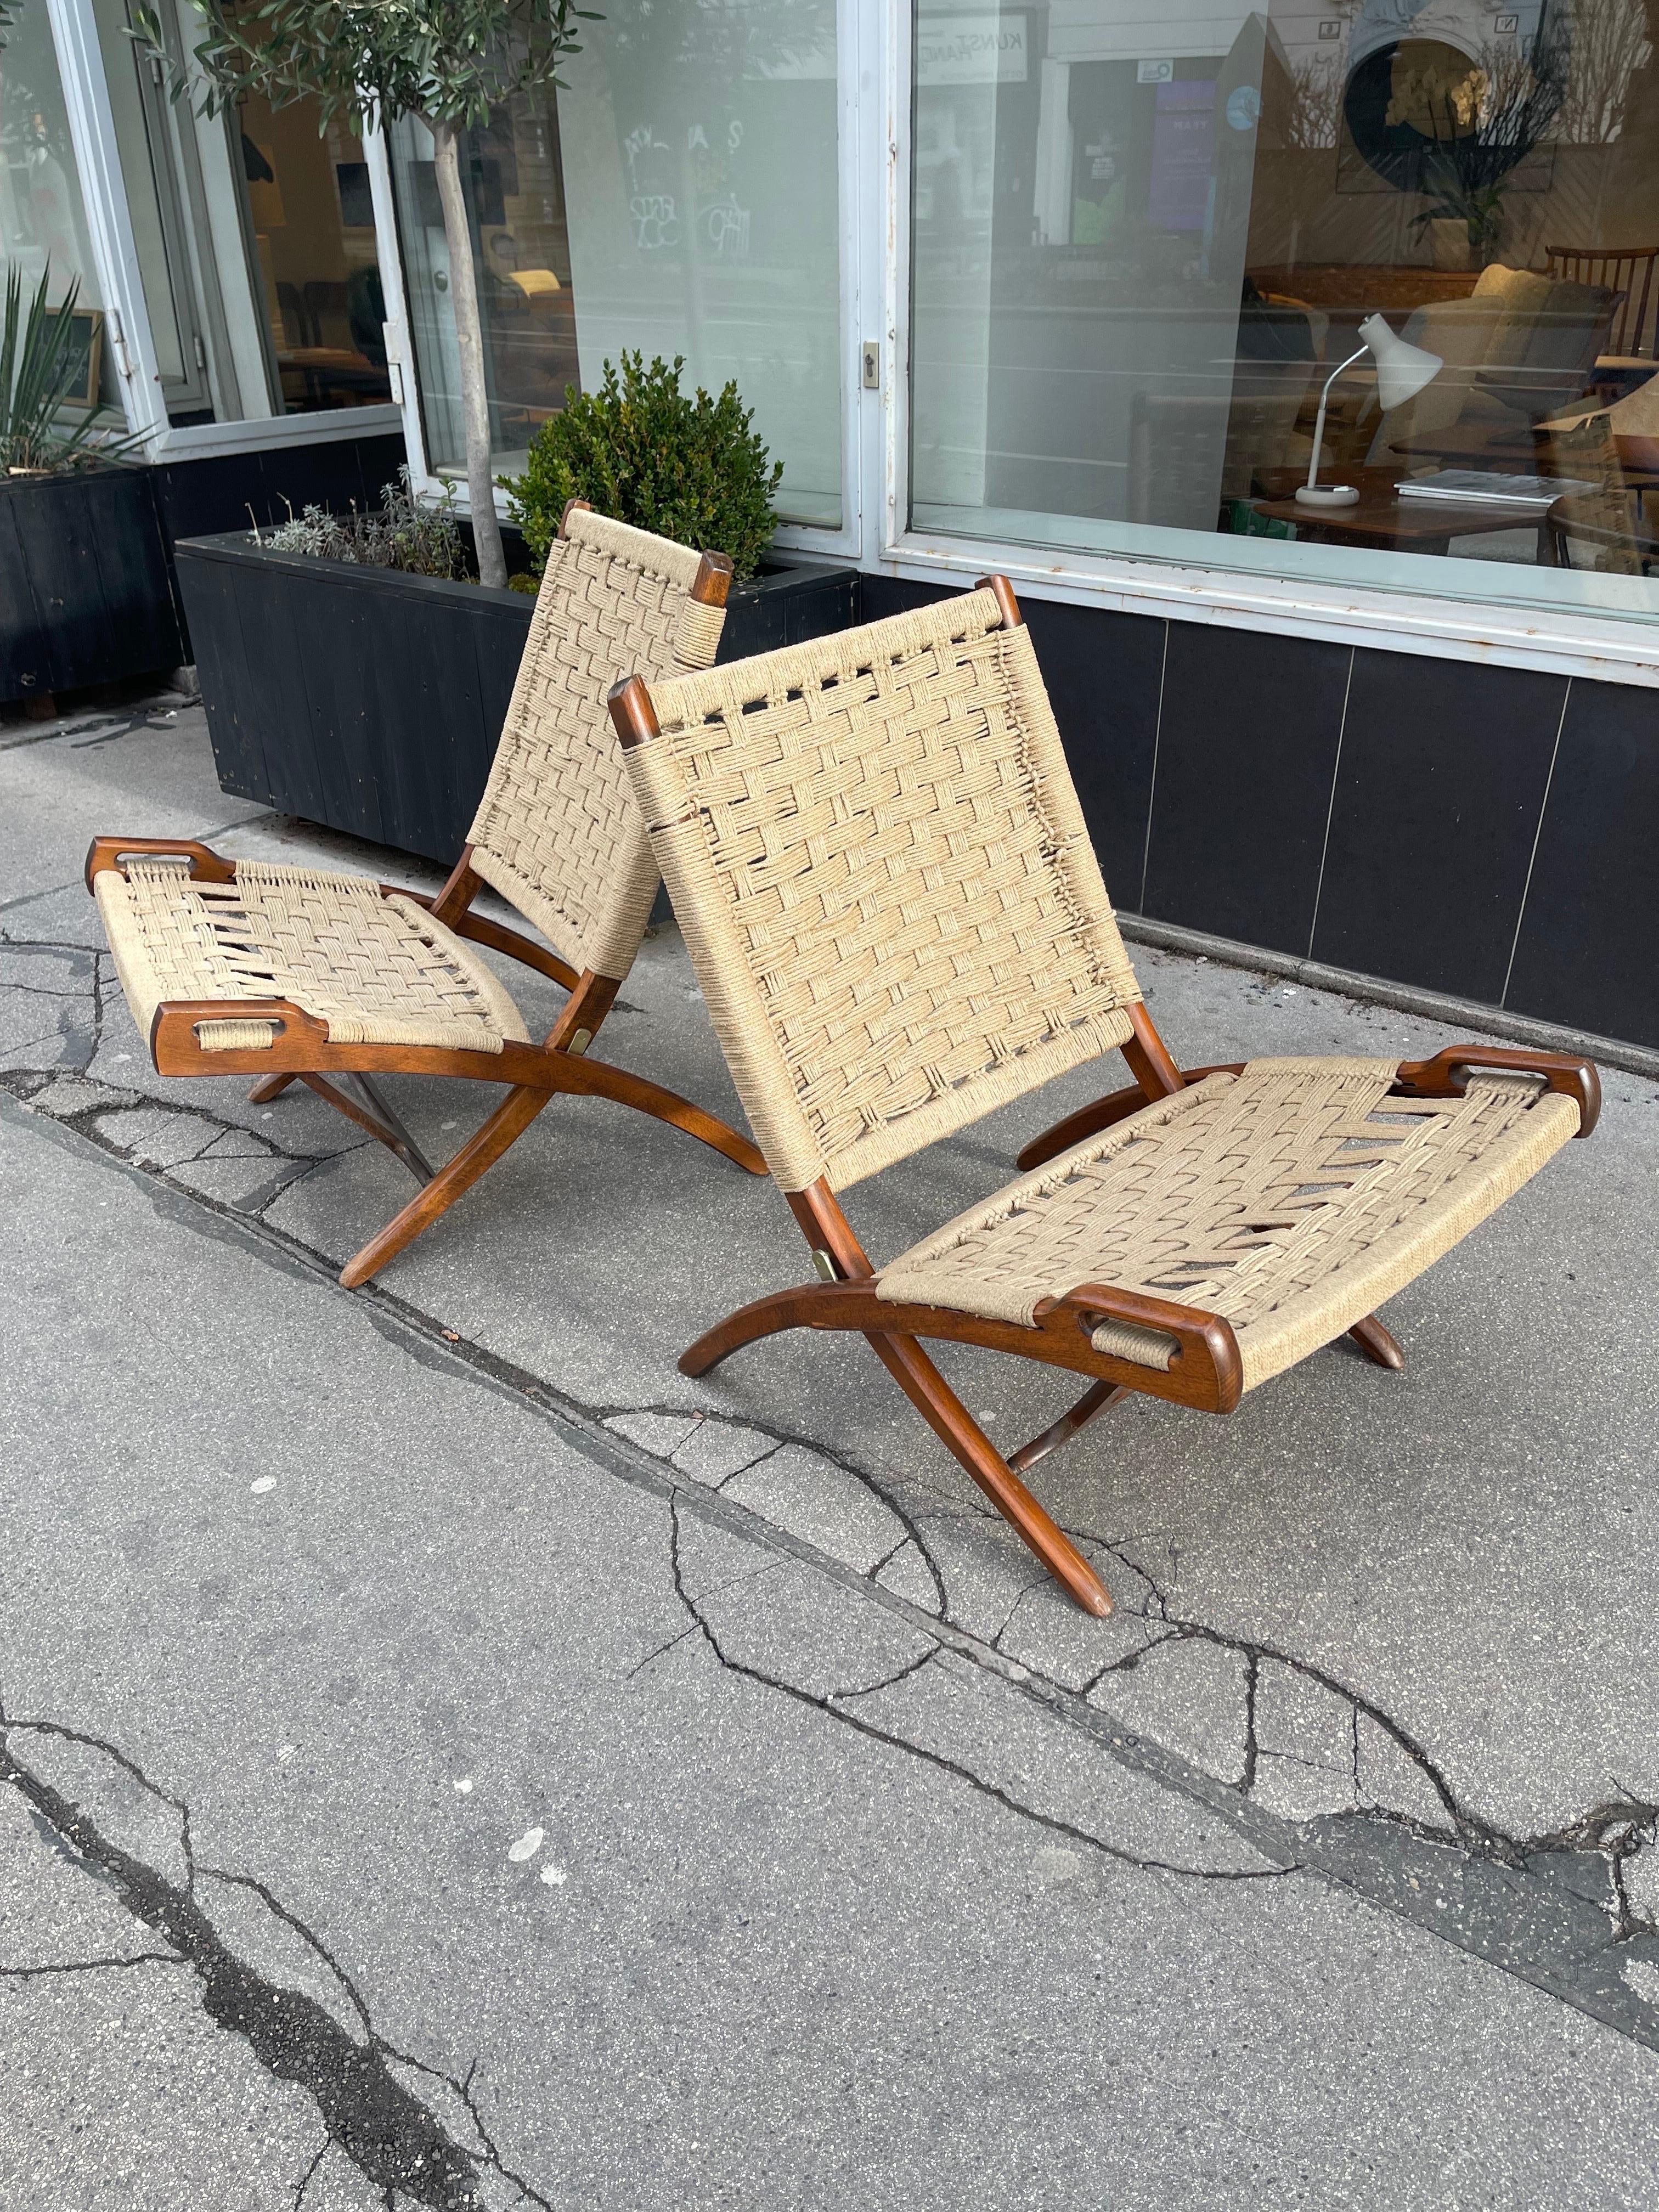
[1251,467,1552,557]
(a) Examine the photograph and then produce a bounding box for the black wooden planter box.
[1,466,185,707]
[176,533,858,865]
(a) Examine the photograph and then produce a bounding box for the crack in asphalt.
[664,1498,1290,1887]
[0,1951,185,1979]
[0,1702,540,2210]
[7,973,1659,2069]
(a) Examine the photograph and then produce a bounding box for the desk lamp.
[1297,313,1443,507]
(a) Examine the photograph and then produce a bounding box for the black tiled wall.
[1310,652,1566,1005]
[1505,679,1659,1047]
[1142,625,1350,956]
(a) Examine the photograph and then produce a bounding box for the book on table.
[1393,470,1599,510]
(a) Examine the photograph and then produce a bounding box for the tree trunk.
[430,116,507,590]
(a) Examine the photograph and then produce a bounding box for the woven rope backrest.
[467,507,725,981]
[624,589,1143,1194]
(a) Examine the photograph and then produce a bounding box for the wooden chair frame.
[608,582,1600,1618]
[85,534,765,1289]
[85,831,763,1286]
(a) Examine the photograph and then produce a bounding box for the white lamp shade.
[1359,313,1443,411]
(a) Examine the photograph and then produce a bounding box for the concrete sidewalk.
[5,695,1659,2207]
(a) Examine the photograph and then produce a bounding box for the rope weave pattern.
[94,859,530,1054]
[467,506,726,981]
[878,1057,1579,1389]
[625,591,1143,1193]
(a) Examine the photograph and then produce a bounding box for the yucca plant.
[1,264,125,475]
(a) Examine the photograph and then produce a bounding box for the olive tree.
[140,0,590,586]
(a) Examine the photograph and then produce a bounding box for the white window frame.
[368,15,872,560]
[45,0,402,461]
[361,0,1659,686]
[862,0,1659,691]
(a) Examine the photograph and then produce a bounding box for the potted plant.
[0,265,183,713]
[174,362,857,864]
[499,351,783,585]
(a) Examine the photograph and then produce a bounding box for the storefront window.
[388,91,579,470]
[910,0,1659,618]
[92,0,392,425]
[389,0,842,526]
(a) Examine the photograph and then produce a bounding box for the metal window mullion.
[363,117,433,495]
[873,0,909,565]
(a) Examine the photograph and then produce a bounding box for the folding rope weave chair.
[87,502,764,1288]
[609,578,1599,1616]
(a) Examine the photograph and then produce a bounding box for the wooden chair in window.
[610,582,1598,1616]
[87,504,764,1288]
[1546,245,1659,360]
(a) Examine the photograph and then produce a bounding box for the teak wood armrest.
[1032,1284,1244,1413]
[394,843,581,992]
[392,886,580,993]
[147,998,565,1089]
[87,836,582,997]
[1018,1040,1600,1175]
[85,836,237,889]
[680,1276,1243,1415]
[1392,1045,1600,1137]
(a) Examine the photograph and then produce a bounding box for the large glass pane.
[388,0,842,526]
[237,91,395,413]
[909,0,1659,622]
[93,0,206,410]
[0,5,102,306]
[389,91,579,469]
[91,0,393,423]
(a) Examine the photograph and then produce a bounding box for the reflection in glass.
[0,7,101,307]
[390,0,842,526]
[909,0,1659,618]
[390,91,578,471]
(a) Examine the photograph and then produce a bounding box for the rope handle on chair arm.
[149,997,329,1073]
[1032,1284,1244,1413]
[85,837,236,892]
[1393,1046,1600,1138]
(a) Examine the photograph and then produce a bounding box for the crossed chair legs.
[678,1006,1600,1618]
[89,837,765,1288]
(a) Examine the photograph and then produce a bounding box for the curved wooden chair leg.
[339,1084,552,1289]
[1008,1379,1128,1474]
[870,1333,1111,1617]
[247,1074,296,1103]
[680,1283,825,1375]
[681,1289,1110,1613]
[572,1055,765,1174]
[1348,1315,1404,1370]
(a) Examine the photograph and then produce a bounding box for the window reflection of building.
[909,0,1659,617]
[0,7,100,306]
[388,0,842,527]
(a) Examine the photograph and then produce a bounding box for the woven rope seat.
[95,857,529,1054]
[877,1057,1580,1391]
